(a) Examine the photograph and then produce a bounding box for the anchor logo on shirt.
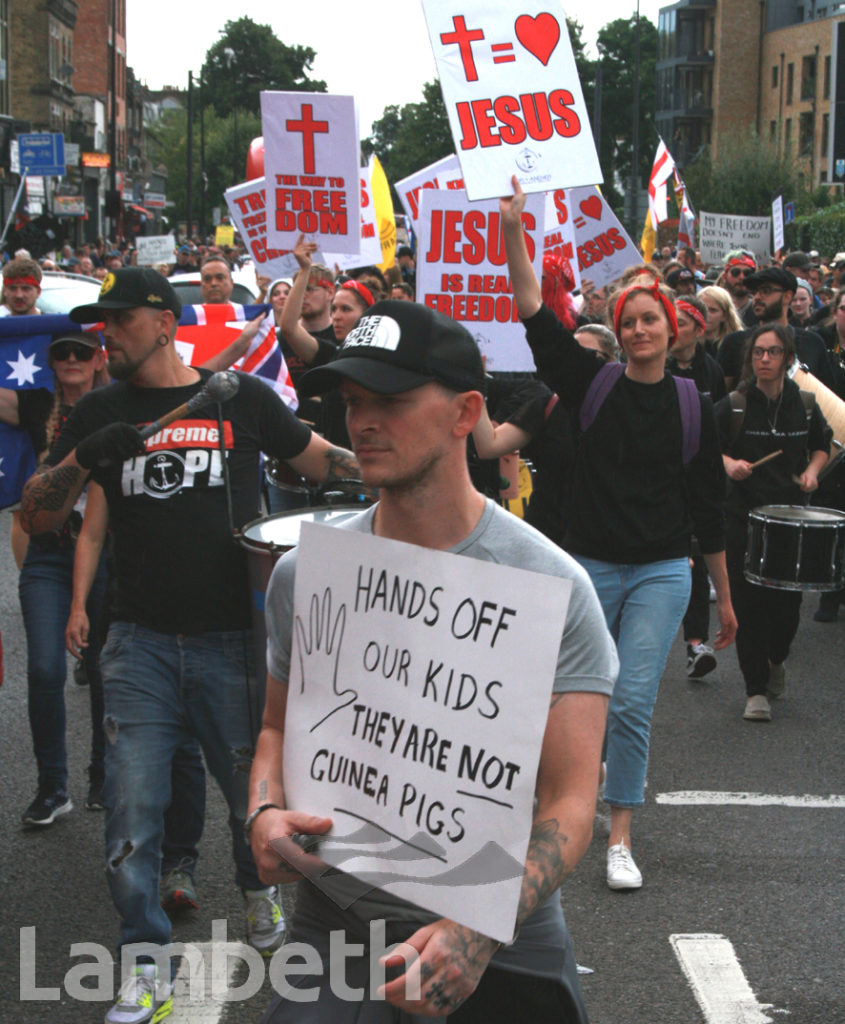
[144,452,185,496]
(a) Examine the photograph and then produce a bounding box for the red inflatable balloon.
[246,137,265,181]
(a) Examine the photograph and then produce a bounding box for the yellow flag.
[370,156,396,272]
[640,211,656,264]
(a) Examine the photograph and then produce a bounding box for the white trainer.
[244,885,286,956]
[607,839,643,890]
[105,964,173,1024]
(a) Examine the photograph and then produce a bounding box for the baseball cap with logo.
[298,300,485,397]
[69,267,182,322]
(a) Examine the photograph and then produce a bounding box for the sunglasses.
[50,341,97,362]
[728,268,754,278]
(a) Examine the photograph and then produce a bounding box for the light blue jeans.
[574,556,690,809]
[100,622,265,950]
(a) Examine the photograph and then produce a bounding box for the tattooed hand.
[378,918,498,1017]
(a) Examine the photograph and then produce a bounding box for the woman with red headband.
[501,178,736,892]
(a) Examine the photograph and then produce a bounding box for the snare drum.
[238,505,371,671]
[745,505,845,591]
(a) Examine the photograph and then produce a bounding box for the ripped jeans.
[100,622,265,950]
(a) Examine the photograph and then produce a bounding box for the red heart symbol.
[579,196,603,221]
[514,13,561,66]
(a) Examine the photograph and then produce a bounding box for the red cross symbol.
[286,103,329,175]
[440,15,486,83]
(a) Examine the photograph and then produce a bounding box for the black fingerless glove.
[76,422,145,470]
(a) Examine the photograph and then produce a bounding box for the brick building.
[73,0,126,167]
[657,0,845,188]
[8,0,77,133]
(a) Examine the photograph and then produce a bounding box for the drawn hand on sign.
[294,587,354,731]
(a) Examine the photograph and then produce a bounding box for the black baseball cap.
[298,300,485,397]
[69,267,182,322]
[666,267,696,289]
[745,267,798,293]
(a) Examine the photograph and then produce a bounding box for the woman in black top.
[501,178,736,892]
[715,323,830,721]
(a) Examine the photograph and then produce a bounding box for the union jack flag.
[175,303,297,409]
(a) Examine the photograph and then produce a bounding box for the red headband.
[311,277,334,291]
[726,256,755,271]
[4,276,41,288]
[341,279,374,307]
[614,279,679,347]
[676,299,706,331]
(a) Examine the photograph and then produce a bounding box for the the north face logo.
[342,315,401,352]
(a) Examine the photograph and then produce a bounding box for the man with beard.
[715,267,835,391]
[718,250,757,327]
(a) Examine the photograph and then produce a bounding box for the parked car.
[168,265,260,307]
[35,272,102,315]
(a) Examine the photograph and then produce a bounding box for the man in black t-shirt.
[20,268,359,1024]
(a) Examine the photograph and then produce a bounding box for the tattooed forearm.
[20,463,85,532]
[324,446,362,483]
[518,816,571,926]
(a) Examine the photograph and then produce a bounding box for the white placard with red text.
[261,92,361,254]
[328,158,383,271]
[280,522,572,943]
[423,0,602,201]
[225,178,300,280]
[396,154,466,232]
[417,188,544,372]
[547,186,642,291]
[542,190,580,293]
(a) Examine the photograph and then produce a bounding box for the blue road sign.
[17,132,65,176]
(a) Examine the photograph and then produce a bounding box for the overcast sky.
[126,1,663,135]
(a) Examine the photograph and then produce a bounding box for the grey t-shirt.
[264,498,617,983]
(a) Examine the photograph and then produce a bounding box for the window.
[799,111,814,155]
[770,120,778,141]
[822,112,830,157]
[825,55,832,99]
[801,55,817,100]
[772,65,779,88]
[785,118,792,152]
[787,62,794,104]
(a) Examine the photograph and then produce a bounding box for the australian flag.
[0,314,74,510]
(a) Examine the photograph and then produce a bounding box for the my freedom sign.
[279,523,572,943]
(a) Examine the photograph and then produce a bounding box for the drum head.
[752,504,845,525]
[240,505,367,552]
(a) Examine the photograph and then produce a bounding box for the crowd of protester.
[2,210,843,1024]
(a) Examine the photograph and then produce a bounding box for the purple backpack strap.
[579,362,625,434]
[673,375,701,466]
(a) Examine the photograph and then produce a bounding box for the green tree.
[155,104,261,227]
[594,16,659,215]
[364,80,452,198]
[201,17,325,119]
[682,131,800,216]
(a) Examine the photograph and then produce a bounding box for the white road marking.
[670,934,784,1024]
[656,791,845,808]
[170,941,238,1024]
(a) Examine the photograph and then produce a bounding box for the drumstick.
[750,449,782,470]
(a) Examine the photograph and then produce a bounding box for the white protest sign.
[262,92,360,254]
[772,195,785,254]
[423,0,601,201]
[700,211,772,266]
[548,186,642,290]
[327,158,383,271]
[417,187,544,372]
[225,178,300,279]
[281,523,572,944]
[543,189,580,292]
[395,153,466,230]
[135,234,177,267]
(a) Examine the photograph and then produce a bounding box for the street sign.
[16,132,65,176]
[784,202,795,224]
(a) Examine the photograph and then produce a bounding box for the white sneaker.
[244,885,286,956]
[607,840,643,890]
[105,965,173,1024]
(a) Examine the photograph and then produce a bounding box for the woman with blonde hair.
[698,285,742,356]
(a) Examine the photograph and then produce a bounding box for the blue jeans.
[100,622,265,950]
[575,556,690,809]
[18,541,107,792]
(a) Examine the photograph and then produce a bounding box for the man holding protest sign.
[249,300,617,1022]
